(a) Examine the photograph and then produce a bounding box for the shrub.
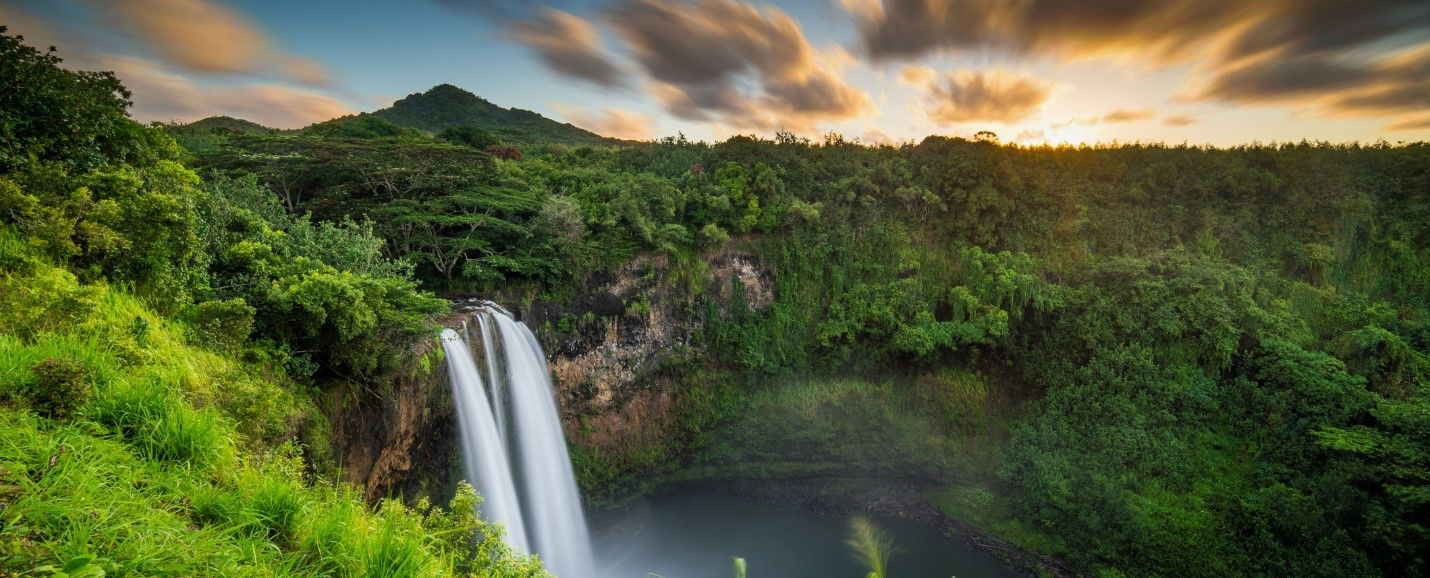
[0,262,100,341]
[27,357,92,419]
[439,125,501,149]
[187,298,255,351]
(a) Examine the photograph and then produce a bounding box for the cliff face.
[323,250,772,503]
[521,251,771,453]
[322,334,457,502]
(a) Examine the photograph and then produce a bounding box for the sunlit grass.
[0,233,543,577]
[846,516,899,578]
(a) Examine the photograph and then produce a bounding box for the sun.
[1045,126,1097,146]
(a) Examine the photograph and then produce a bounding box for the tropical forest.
[1,1,1427,577]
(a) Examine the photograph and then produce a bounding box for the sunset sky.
[3,0,1426,145]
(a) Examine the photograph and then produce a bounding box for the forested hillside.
[3,24,1427,578]
[0,30,545,577]
[181,109,1429,575]
[369,84,615,146]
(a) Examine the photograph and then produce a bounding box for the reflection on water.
[592,489,1019,578]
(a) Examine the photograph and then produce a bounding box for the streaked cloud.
[608,0,873,131]
[915,69,1052,124]
[1054,108,1158,128]
[1100,108,1156,123]
[898,64,936,86]
[511,8,626,88]
[1194,46,1428,123]
[1386,114,1430,132]
[845,0,1429,129]
[1015,128,1046,142]
[106,55,352,128]
[559,106,654,140]
[2,3,349,129]
[101,0,334,86]
[1164,114,1199,127]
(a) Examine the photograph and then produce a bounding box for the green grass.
[925,484,1065,556]
[0,228,544,577]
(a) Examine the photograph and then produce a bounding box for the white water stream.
[443,306,594,577]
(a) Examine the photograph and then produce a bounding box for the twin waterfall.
[439,304,594,577]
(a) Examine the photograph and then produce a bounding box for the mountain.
[300,114,425,139]
[169,85,620,147]
[169,115,275,135]
[369,84,615,146]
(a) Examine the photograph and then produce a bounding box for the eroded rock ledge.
[323,249,772,503]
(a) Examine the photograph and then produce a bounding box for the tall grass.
[363,515,430,578]
[846,516,899,578]
[1,237,542,577]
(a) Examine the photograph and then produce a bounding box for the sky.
[3,0,1427,145]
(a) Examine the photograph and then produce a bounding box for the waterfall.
[444,306,595,578]
[440,328,529,554]
[476,314,508,442]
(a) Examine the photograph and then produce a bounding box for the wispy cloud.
[912,69,1052,124]
[2,3,349,128]
[510,9,626,89]
[105,55,352,128]
[559,106,654,140]
[1164,114,1199,127]
[845,0,1429,130]
[100,0,334,86]
[1385,114,1430,132]
[608,0,874,132]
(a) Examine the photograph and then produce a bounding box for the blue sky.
[3,0,1426,145]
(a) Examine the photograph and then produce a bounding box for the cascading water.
[440,328,529,554]
[491,312,596,578]
[476,314,508,443]
[444,305,595,577]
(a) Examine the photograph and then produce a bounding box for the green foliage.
[0,33,541,578]
[0,27,146,173]
[0,244,540,577]
[7,26,1430,578]
[440,124,502,149]
[845,517,898,578]
[0,30,204,308]
[186,298,255,351]
[371,84,611,146]
[196,173,447,377]
[25,358,92,420]
[303,114,424,140]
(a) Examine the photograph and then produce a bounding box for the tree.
[440,124,501,149]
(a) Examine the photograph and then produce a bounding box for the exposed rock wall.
[323,313,465,502]
[322,249,772,503]
[518,250,770,444]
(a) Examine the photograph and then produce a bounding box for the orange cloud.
[559,107,654,140]
[921,69,1052,124]
[106,56,351,128]
[1164,114,1199,127]
[1101,108,1156,123]
[609,0,874,132]
[846,0,1427,131]
[1385,114,1430,132]
[898,65,936,86]
[2,3,347,128]
[103,0,334,86]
